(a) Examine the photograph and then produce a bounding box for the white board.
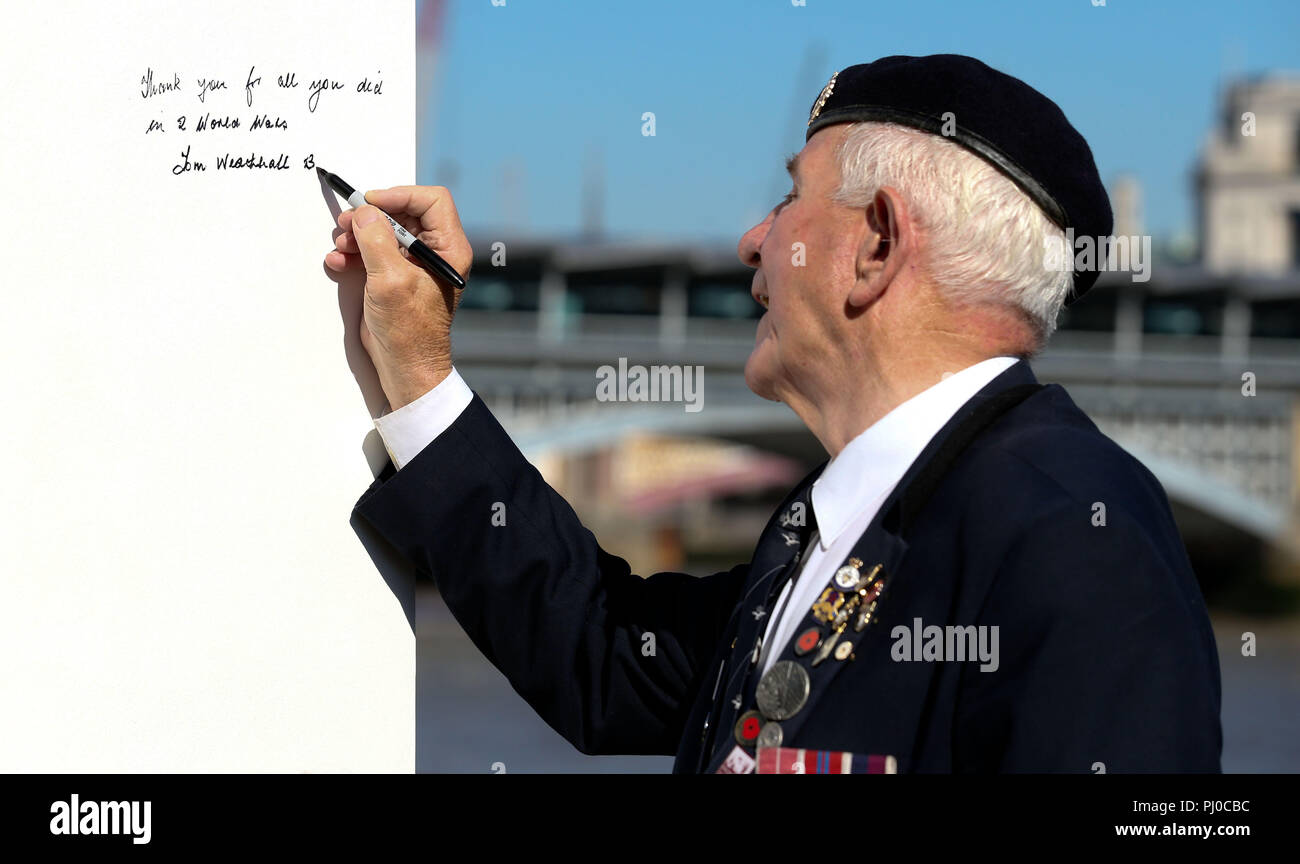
[0,0,415,771]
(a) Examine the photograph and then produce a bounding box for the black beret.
[806,54,1112,305]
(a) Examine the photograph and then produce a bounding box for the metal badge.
[851,571,887,632]
[810,587,844,624]
[837,560,884,593]
[808,70,839,127]
[755,660,811,720]
[852,601,878,633]
[794,627,822,656]
[833,565,860,591]
[734,709,764,746]
[811,626,844,667]
[834,641,854,662]
[756,721,784,750]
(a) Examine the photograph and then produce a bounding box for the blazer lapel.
[699,465,825,770]
[754,495,912,746]
[752,359,1043,747]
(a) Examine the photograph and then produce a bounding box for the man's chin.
[743,355,782,403]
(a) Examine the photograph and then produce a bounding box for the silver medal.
[756,720,783,749]
[754,660,810,721]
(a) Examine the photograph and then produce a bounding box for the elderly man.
[330,55,1222,773]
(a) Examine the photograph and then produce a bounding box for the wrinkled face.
[738,125,866,402]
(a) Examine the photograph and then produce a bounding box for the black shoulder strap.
[891,382,1047,538]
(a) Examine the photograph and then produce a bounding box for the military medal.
[853,601,878,633]
[734,709,764,747]
[810,587,845,624]
[755,660,810,720]
[857,563,883,591]
[834,561,882,592]
[756,721,783,750]
[833,558,864,590]
[811,623,845,666]
[756,747,897,774]
[809,564,886,666]
[809,600,849,666]
[852,574,886,632]
[794,627,822,656]
[834,641,854,661]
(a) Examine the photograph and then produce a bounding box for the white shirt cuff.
[372,367,474,471]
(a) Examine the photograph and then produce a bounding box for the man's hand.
[325,186,472,410]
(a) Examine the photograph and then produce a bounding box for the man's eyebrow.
[785,153,800,180]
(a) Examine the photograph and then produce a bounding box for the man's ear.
[848,186,910,308]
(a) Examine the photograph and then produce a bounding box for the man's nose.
[737,211,773,268]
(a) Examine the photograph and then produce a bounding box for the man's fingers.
[363,186,472,278]
[350,204,404,277]
[364,186,464,234]
[334,187,471,282]
[324,249,352,271]
[334,230,358,255]
[331,231,411,261]
[363,186,437,227]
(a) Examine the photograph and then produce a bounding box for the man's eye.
[776,191,796,211]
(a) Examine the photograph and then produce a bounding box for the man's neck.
[785,344,998,457]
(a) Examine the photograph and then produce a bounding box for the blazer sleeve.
[352,392,748,756]
[957,497,1223,773]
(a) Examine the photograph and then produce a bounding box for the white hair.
[831,121,1071,352]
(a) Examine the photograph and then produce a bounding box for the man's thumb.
[352,205,400,275]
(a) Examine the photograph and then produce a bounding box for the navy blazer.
[352,359,1222,772]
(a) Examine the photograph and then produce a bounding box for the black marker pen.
[318,166,466,290]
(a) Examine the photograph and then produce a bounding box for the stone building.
[1197,74,1300,274]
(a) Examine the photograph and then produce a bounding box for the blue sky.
[420,0,1299,247]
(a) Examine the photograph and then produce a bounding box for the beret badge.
[807,71,838,127]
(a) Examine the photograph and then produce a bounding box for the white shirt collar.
[809,356,1021,549]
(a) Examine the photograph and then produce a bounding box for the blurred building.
[1197,74,1300,274]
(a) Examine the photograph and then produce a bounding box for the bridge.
[449,236,1300,584]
